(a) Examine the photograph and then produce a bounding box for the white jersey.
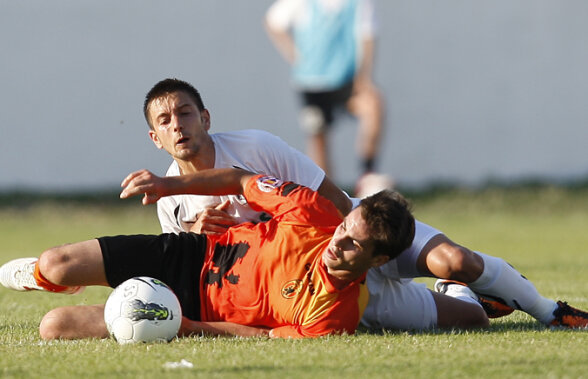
[157,129,325,233]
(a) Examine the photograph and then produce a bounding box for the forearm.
[166,168,254,197]
[179,318,270,338]
[264,22,296,64]
[120,168,255,205]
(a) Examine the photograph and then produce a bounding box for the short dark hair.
[143,78,206,129]
[359,190,415,260]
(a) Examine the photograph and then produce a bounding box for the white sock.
[469,252,558,324]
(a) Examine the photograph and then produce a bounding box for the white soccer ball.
[104,276,182,344]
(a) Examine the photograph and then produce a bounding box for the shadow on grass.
[357,319,553,336]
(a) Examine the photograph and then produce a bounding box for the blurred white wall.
[1,0,587,191]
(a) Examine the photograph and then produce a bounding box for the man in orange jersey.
[0,167,419,339]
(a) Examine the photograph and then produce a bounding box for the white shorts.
[360,221,443,330]
[361,271,437,330]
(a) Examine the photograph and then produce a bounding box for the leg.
[415,234,484,282]
[299,91,336,176]
[415,233,558,324]
[432,291,489,329]
[391,221,586,328]
[307,131,330,175]
[0,239,106,293]
[39,305,108,340]
[39,239,108,287]
[347,84,384,174]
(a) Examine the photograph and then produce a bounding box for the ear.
[370,254,390,268]
[200,109,211,131]
[148,129,164,150]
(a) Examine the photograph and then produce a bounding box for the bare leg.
[38,239,108,287]
[347,85,384,173]
[416,234,484,282]
[307,131,330,176]
[432,291,489,329]
[39,304,108,340]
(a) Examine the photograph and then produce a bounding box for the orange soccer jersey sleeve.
[243,175,343,229]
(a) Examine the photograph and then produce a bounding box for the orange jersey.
[200,175,369,338]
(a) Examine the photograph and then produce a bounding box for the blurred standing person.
[265,0,385,190]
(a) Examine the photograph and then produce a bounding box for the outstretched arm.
[120,168,255,205]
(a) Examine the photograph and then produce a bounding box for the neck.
[325,268,360,290]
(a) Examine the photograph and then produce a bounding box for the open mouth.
[176,136,190,145]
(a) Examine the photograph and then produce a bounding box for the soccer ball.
[104,276,182,344]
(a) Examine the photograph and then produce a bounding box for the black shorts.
[300,81,354,128]
[98,232,206,320]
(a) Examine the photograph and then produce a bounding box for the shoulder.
[267,0,305,23]
[214,129,284,148]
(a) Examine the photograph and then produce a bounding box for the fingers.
[201,208,237,226]
[120,169,147,189]
[119,169,162,204]
[215,200,231,211]
[190,206,238,235]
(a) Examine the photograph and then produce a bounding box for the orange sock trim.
[33,261,72,293]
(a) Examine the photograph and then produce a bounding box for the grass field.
[1,186,587,378]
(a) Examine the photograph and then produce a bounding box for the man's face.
[147,91,211,161]
[323,207,387,276]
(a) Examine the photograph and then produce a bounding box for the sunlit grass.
[0,187,587,378]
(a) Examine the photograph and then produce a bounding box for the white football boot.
[0,257,84,294]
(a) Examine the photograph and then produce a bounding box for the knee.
[38,246,70,285]
[464,305,490,329]
[39,308,69,340]
[429,244,483,282]
[300,106,326,135]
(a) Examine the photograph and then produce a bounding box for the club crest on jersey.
[281,279,303,299]
[257,176,283,192]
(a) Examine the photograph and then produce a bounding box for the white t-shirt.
[157,129,325,233]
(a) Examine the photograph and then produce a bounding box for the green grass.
[1,188,587,378]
